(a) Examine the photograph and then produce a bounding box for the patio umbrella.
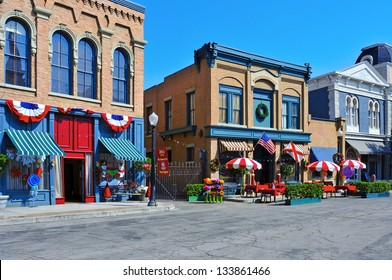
[225,157,262,170]
[306,160,340,172]
[340,159,366,169]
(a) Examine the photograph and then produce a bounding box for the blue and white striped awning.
[99,137,145,161]
[6,129,65,156]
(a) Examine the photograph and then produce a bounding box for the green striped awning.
[99,137,145,161]
[6,129,65,156]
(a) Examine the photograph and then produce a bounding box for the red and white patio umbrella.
[225,157,262,170]
[340,159,366,169]
[306,160,340,172]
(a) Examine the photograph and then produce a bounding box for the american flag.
[257,133,276,154]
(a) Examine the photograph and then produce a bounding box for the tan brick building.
[0,0,147,206]
[144,43,312,186]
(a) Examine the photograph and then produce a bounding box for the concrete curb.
[0,203,176,226]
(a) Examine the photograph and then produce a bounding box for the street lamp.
[148,112,159,206]
[336,127,343,186]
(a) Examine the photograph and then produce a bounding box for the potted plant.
[185,183,204,201]
[280,163,294,184]
[354,181,391,198]
[0,153,10,210]
[284,183,323,205]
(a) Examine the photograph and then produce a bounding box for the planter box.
[188,195,205,202]
[361,192,390,198]
[0,195,9,210]
[285,197,321,206]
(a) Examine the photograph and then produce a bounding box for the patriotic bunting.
[6,99,51,123]
[101,113,132,132]
[58,107,95,114]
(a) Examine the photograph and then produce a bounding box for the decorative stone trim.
[48,24,78,64]
[133,38,148,49]
[33,6,53,20]
[0,9,37,55]
[75,0,144,24]
[76,32,102,71]
[110,42,135,77]
[99,27,115,39]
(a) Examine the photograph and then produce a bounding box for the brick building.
[0,0,147,206]
[144,42,312,185]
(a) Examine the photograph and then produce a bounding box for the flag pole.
[253,132,265,149]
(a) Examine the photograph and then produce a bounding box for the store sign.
[156,148,170,176]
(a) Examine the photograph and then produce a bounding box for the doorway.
[64,158,84,202]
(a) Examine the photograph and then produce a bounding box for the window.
[186,146,195,162]
[77,39,96,99]
[346,96,359,132]
[112,48,129,103]
[282,95,300,129]
[146,106,153,135]
[4,18,30,87]
[219,85,243,125]
[187,92,195,126]
[254,89,273,128]
[51,32,72,94]
[368,100,380,134]
[165,99,172,131]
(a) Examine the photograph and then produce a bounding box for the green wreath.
[256,103,269,119]
[209,158,221,172]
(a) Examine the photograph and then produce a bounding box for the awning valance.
[99,137,145,161]
[346,139,391,154]
[5,129,65,156]
[283,143,310,155]
[219,138,253,153]
[310,147,337,162]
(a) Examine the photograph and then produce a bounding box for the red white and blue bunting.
[57,107,95,114]
[6,99,51,123]
[101,113,132,132]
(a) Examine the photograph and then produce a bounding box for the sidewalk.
[0,200,176,226]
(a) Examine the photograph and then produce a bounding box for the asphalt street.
[0,196,391,260]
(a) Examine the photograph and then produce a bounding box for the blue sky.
[134,0,392,89]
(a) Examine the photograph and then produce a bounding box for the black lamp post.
[148,112,158,206]
[337,127,343,186]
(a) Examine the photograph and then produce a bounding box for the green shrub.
[185,184,204,197]
[355,181,391,193]
[284,183,323,199]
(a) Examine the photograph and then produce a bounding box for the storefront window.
[5,149,48,190]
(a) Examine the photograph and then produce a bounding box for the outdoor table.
[323,185,336,198]
[244,184,269,197]
[335,185,357,196]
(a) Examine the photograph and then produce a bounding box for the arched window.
[375,102,380,129]
[4,18,30,87]
[77,39,96,99]
[368,101,374,128]
[345,96,352,125]
[112,48,129,103]
[51,32,72,94]
[346,96,359,132]
[352,97,358,126]
[368,100,380,134]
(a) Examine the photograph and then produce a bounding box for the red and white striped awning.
[219,138,253,153]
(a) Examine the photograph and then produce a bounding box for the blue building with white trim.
[309,43,392,180]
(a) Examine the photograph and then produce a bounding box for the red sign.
[156,148,170,176]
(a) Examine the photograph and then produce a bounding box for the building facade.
[144,42,312,186]
[309,43,392,181]
[0,0,147,206]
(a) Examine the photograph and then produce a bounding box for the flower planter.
[361,192,390,198]
[285,197,321,206]
[0,195,9,210]
[188,195,205,202]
